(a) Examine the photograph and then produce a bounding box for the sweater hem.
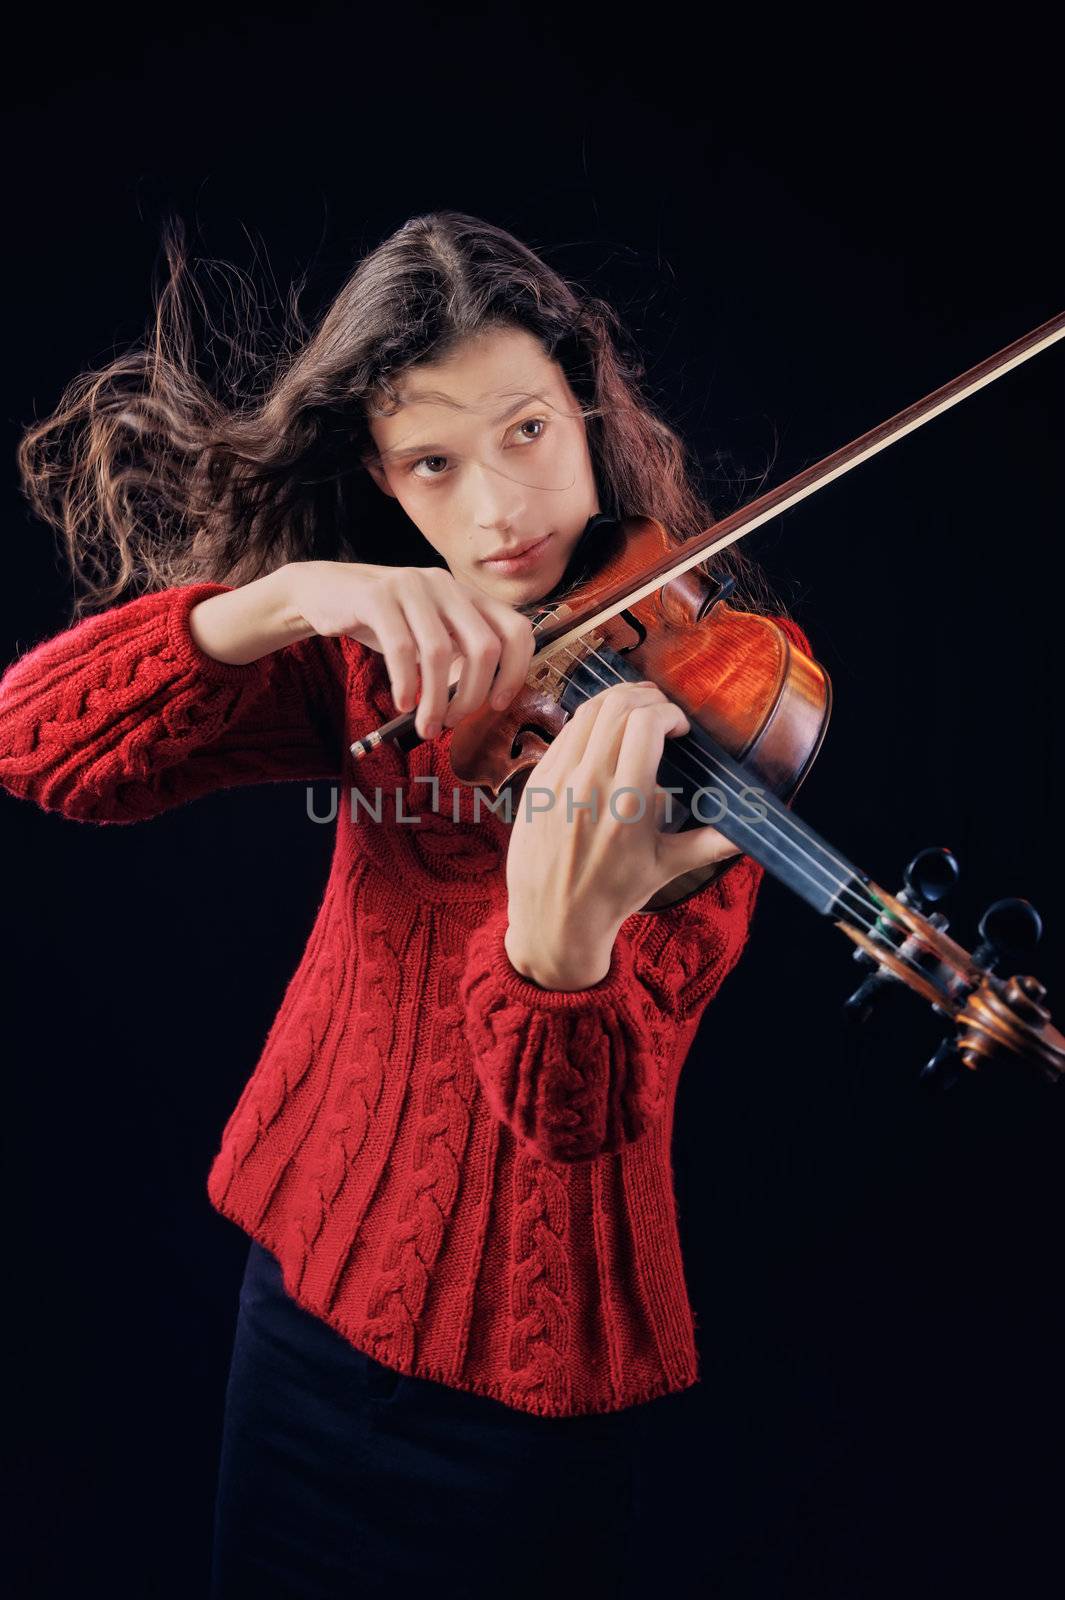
[208,1190,700,1419]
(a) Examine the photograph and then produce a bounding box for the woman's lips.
[479,532,553,573]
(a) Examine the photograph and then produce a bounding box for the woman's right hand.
[284,560,537,740]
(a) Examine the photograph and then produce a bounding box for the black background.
[4,6,1062,1596]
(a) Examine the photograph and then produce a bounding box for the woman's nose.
[467,459,526,529]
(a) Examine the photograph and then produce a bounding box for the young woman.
[1,210,811,1597]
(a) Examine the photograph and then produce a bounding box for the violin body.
[445,516,833,910]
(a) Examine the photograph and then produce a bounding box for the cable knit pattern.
[459,908,670,1164]
[0,580,811,1417]
[509,1146,573,1409]
[358,943,479,1371]
[285,893,402,1301]
[0,581,344,820]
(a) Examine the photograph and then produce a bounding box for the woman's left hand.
[503,679,742,988]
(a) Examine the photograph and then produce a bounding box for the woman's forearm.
[188,563,315,665]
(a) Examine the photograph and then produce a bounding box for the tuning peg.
[918,1037,965,1093]
[842,968,885,1023]
[842,846,959,1022]
[899,846,960,913]
[971,897,1043,974]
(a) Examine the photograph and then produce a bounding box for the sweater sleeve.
[458,854,764,1165]
[0,580,355,825]
[457,610,814,1166]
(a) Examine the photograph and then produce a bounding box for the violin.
[351,310,1065,1090]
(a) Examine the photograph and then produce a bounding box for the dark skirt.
[209,1237,706,1599]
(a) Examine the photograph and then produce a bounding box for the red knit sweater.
[0,579,810,1417]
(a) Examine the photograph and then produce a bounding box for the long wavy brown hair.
[16,209,781,622]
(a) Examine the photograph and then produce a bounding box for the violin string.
[370,615,950,995]
[527,603,885,912]
[520,623,948,984]
[546,641,896,942]
[529,628,870,911]
[534,642,958,997]
[556,643,915,943]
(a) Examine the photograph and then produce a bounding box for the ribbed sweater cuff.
[164,582,275,685]
[475,904,636,1009]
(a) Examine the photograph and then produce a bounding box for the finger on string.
[658,822,742,879]
[575,683,672,793]
[612,696,690,825]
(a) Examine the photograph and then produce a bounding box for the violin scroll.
[837,848,1065,1090]
[953,972,1063,1084]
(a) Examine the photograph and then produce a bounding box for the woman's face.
[363,324,601,602]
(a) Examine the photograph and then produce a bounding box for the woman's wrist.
[503,917,618,992]
[187,563,318,666]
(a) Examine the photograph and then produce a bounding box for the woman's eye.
[408,454,448,480]
[407,417,547,481]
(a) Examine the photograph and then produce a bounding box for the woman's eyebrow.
[380,390,551,460]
